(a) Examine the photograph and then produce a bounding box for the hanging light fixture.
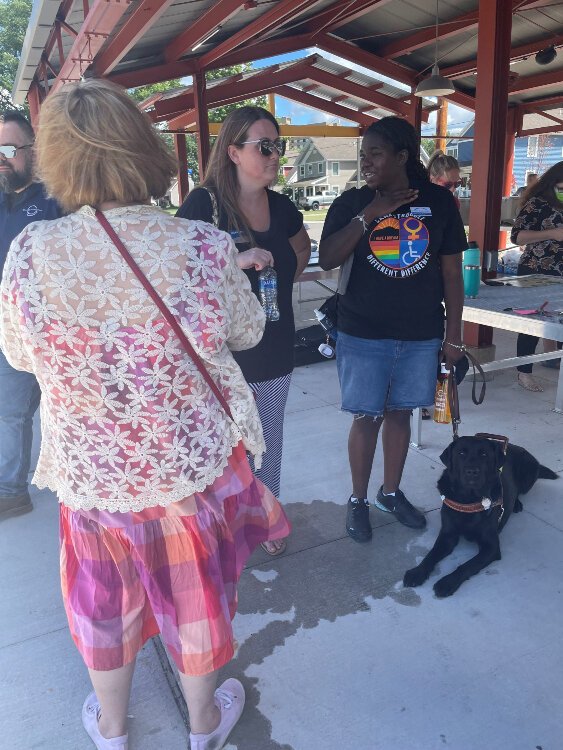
[414,0,456,98]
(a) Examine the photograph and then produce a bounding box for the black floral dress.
[511,196,563,276]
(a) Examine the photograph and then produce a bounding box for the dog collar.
[441,495,503,514]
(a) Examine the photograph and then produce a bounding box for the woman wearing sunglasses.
[177,106,311,556]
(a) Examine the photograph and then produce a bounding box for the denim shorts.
[336,332,442,417]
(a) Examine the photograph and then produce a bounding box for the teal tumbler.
[463,242,481,298]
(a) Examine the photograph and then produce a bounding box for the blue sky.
[251,49,473,134]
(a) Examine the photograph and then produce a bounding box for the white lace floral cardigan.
[0,204,266,512]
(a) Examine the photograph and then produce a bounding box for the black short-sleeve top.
[321,180,467,341]
[177,187,303,382]
[510,196,563,276]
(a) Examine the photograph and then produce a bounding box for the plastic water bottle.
[259,266,280,321]
[433,363,452,424]
[463,241,481,298]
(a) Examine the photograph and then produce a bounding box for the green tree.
[0,0,32,111]
[129,64,268,183]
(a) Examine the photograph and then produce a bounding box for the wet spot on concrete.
[389,587,421,607]
[251,569,279,583]
[227,498,431,749]
[485,569,499,575]
[440,733,447,744]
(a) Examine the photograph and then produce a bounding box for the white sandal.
[82,692,128,749]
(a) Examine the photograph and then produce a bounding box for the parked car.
[299,191,338,211]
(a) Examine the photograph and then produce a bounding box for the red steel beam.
[93,0,176,75]
[214,33,312,70]
[174,133,190,203]
[109,34,310,88]
[531,110,563,127]
[109,60,197,88]
[274,84,377,126]
[168,110,197,131]
[316,33,416,87]
[302,63,411,118]
[156,59,316,119]
[379,0,546,60]
[199,0,322,69]
[517,124,563,136]
[328,0,394,31]
[42,0,75,62]
[379,9,480,59]
[52,0,130,93]
[468,0,513,347]
[193,69,211,176]
[509,68,563,95]
[164,0,243,63]
[448,90,476,111]
[520,94,563,111]
[266,0,392,41]
[441,33,563,80]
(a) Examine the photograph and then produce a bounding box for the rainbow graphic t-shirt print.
[367,212,431,278]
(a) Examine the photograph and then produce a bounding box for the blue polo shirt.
[0,182,62,279]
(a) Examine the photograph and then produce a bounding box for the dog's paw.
[403,565,429,588]
[433,574,461,598]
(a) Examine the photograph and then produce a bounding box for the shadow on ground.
[225,498,430,749]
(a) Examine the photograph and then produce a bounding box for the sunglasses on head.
[239,138,286,157]
[0,144,33,159]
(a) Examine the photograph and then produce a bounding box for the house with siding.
[285,137,360,203]
[446,114,563,194]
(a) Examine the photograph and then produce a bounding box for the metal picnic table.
[462,275,563,413]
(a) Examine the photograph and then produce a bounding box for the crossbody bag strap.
[95,209,234,421]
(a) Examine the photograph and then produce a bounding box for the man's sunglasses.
[239,138,286,157]
[0,144,33,159]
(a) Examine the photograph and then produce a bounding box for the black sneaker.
[346,496,372,542]
[374,487,426,530]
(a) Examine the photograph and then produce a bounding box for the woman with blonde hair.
[177,106,311,555]
[427,150,462,203]
[0,79,289,750]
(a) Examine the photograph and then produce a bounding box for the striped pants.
[248,373,292,498]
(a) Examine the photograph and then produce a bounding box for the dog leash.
[448,347,487,441]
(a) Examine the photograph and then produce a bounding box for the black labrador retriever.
[403,435,558,598]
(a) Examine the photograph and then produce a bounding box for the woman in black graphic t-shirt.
[177,106,311,555]
[319,117,467,545]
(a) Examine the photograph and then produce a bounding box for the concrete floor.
[1,290,562,749]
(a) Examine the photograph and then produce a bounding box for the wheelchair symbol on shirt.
[401,217,426,265]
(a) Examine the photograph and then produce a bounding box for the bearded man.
[0,111,62,520]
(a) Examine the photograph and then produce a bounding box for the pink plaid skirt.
[59,443,290,676]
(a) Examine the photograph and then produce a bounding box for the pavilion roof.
[13,0,563,134]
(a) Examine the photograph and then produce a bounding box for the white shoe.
[189,678,246,750]
[82,692,129,749]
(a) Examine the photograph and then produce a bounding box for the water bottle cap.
[468,241,479,249]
